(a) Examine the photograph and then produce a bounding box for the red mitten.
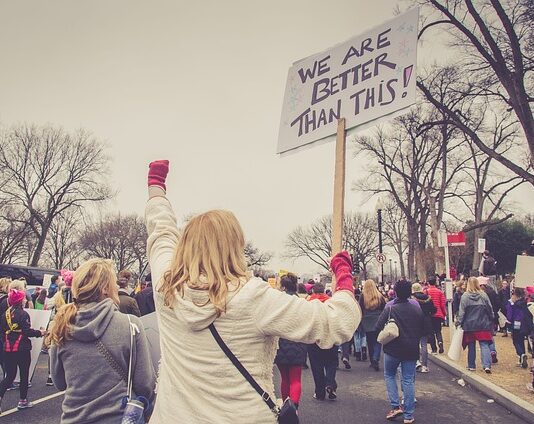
[330,251,353,292]
[148,160,169,191]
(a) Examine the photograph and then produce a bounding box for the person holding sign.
[0,289,45,414]
[144,160,360,424]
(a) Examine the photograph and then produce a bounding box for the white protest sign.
[16,308,51,382]
[277,8,419,154]
[515,255,534,288]
[140,312,161,375]
[42,274,53,289]
[477,238,486,254]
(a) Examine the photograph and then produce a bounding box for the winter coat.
[506,298,532,336]
[135,286,155,316]
[359,294,386,333]
[0,305,42,352]
[375,299,424,361]
[146,196,360,424]
[425,286,447,320]
[452,290,463,316]
[274,292,308,366]
[118,289,141,317]
[457,292,494,332]
[412,292,437,337]
[50,299,156,424]
[483,286,501,324]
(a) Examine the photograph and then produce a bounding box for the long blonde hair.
[47,258,119,346]
[465,277,483,294]
[362,279,383,310]
[160,209,249,316]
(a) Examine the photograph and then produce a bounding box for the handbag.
[209,323,299,424]
[95,315,149,424]
[377,306,399,345]
[447,326,464,361]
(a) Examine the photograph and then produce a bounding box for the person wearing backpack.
[506,288,530,369]
[479,250,498,293]
[411,283,437,373]
[0,289,45,413]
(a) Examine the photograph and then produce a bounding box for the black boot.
[355,351,362,361]
[362,347,368,361]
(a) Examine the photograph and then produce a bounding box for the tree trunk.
[30,225,49,267]
[406,220,417,280]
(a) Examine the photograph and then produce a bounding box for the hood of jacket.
[465,292,485,302]
[413,292,431,304]
[308,293,330,303]
[71,299,117,342]
[171,278,246,331]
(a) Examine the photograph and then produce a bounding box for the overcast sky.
[1,0,532,274]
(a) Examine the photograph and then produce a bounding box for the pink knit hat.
[60,269,75,287]
[8,289,25,306]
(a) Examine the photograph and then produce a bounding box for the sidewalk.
[428,328,534,422]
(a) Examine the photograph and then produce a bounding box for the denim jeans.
[366,331,382,362]
[488,339,496,354]
[308,344,338,399]
[419,336,428,367]
[384,354,416,420]
[467,340,491,369]
[353,328,367,353]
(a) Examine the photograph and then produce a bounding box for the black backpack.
[483,257,497,275]
[520,304,534,337]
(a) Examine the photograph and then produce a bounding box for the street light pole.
[376,199,384,284]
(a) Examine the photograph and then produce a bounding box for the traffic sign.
[375,253,387,263]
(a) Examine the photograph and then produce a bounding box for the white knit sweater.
[145,196,360,424]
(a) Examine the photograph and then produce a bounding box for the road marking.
[0,391,64,417]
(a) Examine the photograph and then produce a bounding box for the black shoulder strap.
[208,323,279,415]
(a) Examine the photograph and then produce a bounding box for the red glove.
[148,160,169,191]
[330,251,353,292]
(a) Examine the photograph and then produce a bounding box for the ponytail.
[46,303,77,347]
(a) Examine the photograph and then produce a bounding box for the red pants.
[277,364,302,405]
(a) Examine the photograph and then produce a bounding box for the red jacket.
[425,286,447,320]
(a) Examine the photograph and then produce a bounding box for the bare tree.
[381,198,409,278]
[0,206,32,264]
[79,214,147,275]
[416,0,534,184]
[244,242,273,268]
[44,209,82,270]
[0,124,113,266]
[284,213,377,273]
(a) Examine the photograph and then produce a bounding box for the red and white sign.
[447,232,466,247]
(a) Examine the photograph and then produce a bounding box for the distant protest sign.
[277,8,419,154]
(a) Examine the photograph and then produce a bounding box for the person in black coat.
[274,274,307,408]
[412,283,436,373]
[135,274,156,316]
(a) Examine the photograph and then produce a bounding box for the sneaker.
[438,342,444,354]
[372,359,380,371]
[491,352,498,364]
[415,361,422,371]
[527,383,534,393]
[467,367,476,371]
[521,354,529,369]
[17,399,34,410]
[386,407,404,420]
[420,366,429,373]
[326,386,337,400]
[313,393,325,401]
[6,383,18,391]
[404,419,415,424]
[342,357,351,370]
[46,377,54,386]
[484,368,492,374]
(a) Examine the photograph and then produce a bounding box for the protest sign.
[16,309,51,382]
[140,312,161,374]
[515,255,534,288]
[277,8,419,154]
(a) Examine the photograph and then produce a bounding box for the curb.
[428,354,534,423]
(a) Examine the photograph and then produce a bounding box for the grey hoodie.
[50,299,156,424]
[457,292,494,332]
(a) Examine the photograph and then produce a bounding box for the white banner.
[515,255,534,288]
[477,238,486,253]
[16,308,51,382]
[277,8,419,154]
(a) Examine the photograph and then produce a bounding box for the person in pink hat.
[0,289,45,413]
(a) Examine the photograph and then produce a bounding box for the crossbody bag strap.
[208,323,279,416]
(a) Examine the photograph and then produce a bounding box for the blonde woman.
[456,277,494,373]
[49,259,155,424]
[145,160,360,424]
[358,279,386,371]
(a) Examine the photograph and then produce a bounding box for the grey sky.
[1,1,532,274]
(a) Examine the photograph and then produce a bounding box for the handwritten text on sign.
[277,8,419,154]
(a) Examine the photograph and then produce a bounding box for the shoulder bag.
[209,323,299,424]
[377,305,399,345]
[95,315,150,424]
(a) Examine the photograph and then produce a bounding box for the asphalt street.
[0,352,528,423]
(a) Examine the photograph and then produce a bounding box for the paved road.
[0,352,528,423]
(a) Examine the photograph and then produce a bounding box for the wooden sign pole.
[331,118,346,256]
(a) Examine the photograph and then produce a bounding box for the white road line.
[1,390,65,417]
